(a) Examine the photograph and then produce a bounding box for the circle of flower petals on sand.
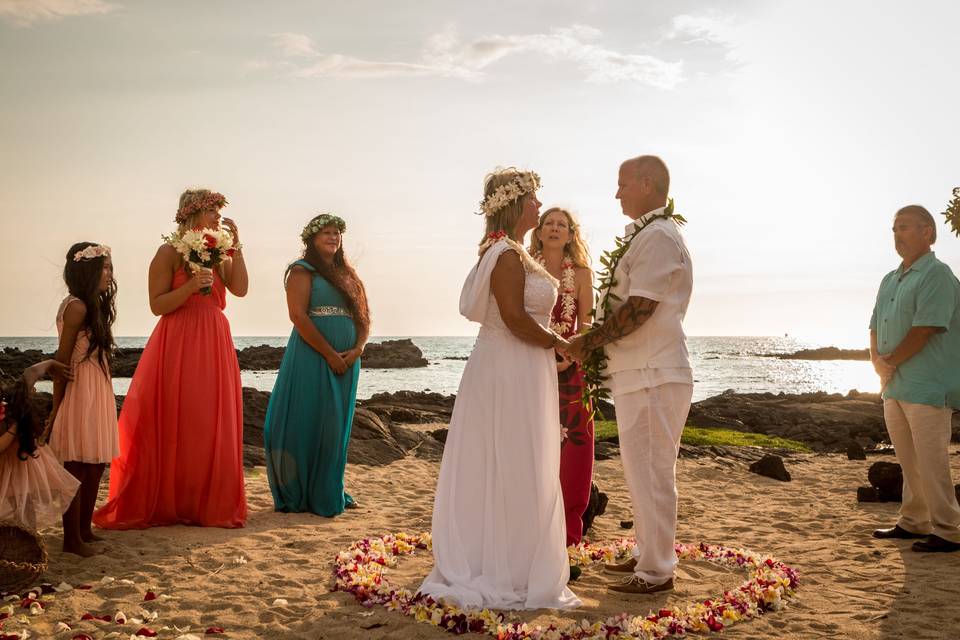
[333,533,799,639]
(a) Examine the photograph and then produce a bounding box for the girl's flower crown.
[176,191,228,224]
[301,213,347,242]
[479,171,541,217]
[73,244,111,262]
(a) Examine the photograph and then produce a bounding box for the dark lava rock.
[846,442,867,460]
[687,390,913,453]
[361,339,428,368]
[430,428,448,444]
[111,348,145,377]
[237,345,285,371]
[347,408,408,466]
[594,441,619,460]
[749,454,791,481]
[620,520,633,529]
[868,461,903,501]
[241,387,271,467]
[773,347,870,361]
[857,486,881,502]
[359,390,456,424]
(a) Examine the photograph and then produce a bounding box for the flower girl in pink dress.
[48,242,120,556]
[0,360,80,535]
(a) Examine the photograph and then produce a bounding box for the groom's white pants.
[614,382,693,585]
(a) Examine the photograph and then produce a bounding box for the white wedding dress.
[418,239,581,610]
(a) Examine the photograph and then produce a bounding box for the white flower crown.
[479,171,541,217]
[73,244,111,262]
[301,214,347,242]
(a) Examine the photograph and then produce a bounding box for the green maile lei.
[943,187,960,237]
[580,198,687,412]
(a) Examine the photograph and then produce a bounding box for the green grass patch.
[594,420,811,452]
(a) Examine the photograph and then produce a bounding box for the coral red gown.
[93,269,247,529]
[554,295,595,546]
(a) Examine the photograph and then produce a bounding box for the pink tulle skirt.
[0,444,80,530]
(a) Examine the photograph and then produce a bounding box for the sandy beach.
[2,443,956,640]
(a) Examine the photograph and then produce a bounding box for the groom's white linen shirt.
[602,206,693,397]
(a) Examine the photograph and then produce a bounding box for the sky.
[1,0,958,347]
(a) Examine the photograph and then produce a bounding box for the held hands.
[873,355,896,390]
[564,334,589,362]
[339,347,363,369]
[324,351,348,375]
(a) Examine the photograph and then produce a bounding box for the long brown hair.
[63,242,117,372]
[293,233,370,336]
[1,377,40,461]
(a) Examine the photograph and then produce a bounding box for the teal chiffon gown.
[263,260,360,516]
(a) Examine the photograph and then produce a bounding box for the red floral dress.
[553,294,595,546]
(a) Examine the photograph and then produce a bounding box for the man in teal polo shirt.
[870,205,960,553]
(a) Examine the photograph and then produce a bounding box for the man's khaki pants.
[884,399,960,543]
[614,382,692,585]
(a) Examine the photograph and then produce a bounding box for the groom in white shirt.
[568,155,693,594]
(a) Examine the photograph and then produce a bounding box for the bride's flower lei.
[581,199,686,410]
[533,252,577,336]
[943,187,960,237]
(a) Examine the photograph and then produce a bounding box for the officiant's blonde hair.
[528,207,591,269]
[479,168,532,247]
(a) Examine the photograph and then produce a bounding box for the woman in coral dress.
[94,189,248,529]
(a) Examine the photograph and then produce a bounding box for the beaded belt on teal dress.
[309,305,352,318]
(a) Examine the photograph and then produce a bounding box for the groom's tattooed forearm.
[582,296,659,351]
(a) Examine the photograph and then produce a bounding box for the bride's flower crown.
[176,191,228,224]
[301,213,347,242]
[73,244,111,262]
[479,171,541,217]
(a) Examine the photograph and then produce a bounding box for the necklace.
[534,252,576,336]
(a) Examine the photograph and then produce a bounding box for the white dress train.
[418,239,581,610]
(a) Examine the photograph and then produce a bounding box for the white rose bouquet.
[162,226,240,295]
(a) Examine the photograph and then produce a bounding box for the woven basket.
[0,522,48,595]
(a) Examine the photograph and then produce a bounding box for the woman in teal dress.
[263,213,370,516]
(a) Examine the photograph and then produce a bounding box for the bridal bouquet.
[162,226,238,295]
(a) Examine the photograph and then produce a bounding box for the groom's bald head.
[622,155,670,197]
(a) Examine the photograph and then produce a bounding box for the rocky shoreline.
[0,338,428,381]
[21,385,959,469]
[766,346,870,360]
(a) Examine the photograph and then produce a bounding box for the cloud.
[260,24,683,88]
[0,0,117,27]
[664,11,744,61]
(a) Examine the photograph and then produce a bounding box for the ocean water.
[4,335,878,402]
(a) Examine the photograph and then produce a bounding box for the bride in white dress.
[419,168,581,611]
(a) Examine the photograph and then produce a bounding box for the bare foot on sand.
[81,530,105,543]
